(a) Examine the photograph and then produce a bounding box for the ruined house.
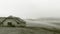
[0,16,26,27]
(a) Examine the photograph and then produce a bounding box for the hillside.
[0,18,60,34]
[0,27,60,34]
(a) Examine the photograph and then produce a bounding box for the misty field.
[0,27,60,34]
[0,19,60,34]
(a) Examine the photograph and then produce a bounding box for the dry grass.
[0,27,60,34]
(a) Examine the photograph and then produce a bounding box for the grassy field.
[0,27,60,34]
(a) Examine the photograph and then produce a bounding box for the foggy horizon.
[0,0,60,19]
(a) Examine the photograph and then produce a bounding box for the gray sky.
[0,0,60,19]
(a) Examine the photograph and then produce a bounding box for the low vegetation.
[0,27,60,34]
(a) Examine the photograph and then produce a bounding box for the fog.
[0,0,60,19]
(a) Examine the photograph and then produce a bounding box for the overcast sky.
[0,0,60,19]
